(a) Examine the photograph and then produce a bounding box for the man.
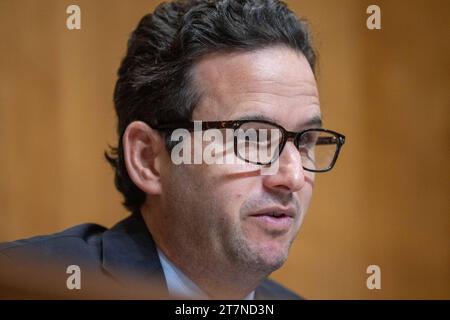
[0,0,345,299]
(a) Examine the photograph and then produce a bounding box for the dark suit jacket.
[0,213,301,299]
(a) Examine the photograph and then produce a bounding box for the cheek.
[299,176,315,213]
[204,166,257,219]
[188,163,247,209]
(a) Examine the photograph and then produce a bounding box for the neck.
[141,204,267,299]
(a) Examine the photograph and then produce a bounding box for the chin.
[247,240,290,273]
[229,224,294,273]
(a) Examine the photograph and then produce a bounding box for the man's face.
[159,46,320,276]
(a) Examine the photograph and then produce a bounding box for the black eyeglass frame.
[154,119,346,172]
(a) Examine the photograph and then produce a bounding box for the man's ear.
[123,121,165,195]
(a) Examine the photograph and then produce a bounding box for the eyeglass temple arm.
[316,136,345,145]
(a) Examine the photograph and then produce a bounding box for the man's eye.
[299,132,318,146]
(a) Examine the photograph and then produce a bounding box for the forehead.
[192,46,321,130]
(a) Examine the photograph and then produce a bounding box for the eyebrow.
[303,114,323,129]
[235,113,323,130]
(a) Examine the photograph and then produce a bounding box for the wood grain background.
[0,0,448,299]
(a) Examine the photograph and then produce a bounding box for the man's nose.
[262,141,306,193]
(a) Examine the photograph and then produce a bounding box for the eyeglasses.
[154,119,345,172]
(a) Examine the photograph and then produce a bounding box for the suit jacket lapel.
[101,213,168,296]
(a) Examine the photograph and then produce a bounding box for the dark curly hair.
[105,0,316,214]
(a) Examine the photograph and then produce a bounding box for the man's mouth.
[247,207,296,233]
